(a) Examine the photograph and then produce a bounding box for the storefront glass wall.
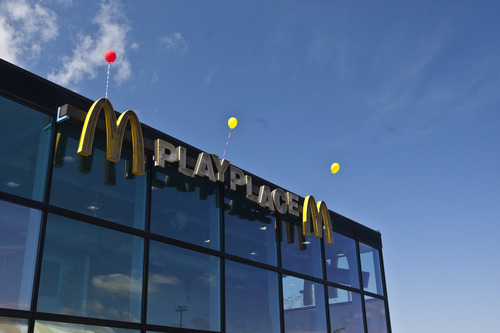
[0,88,390,333]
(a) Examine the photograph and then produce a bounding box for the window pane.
[325,232,360,289]
[281,217,323,279]
[35,320,138,333]
[225,260,280,333]
[283,275,327,333]
[224,191,277,266]
[0,201,41,310]
[147,240,220,331]
[50,122,147,229]
[0,317,28,333]
[360,243,384,295]
[37,214,143,322]
[0,96,51,201]
[328,287,364,333]
[365,296,388,333]
[150,164,220,249]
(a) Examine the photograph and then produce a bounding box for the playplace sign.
[72,98,333,244]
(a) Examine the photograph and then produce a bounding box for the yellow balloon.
[331,162,340,174]
[228,117,238,129]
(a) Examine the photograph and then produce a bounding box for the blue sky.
[2,0,500,331]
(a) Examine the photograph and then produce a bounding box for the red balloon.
[104,50,116,63]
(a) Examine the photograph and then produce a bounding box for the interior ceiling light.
[86,205,99,211]
[5,181,20,188]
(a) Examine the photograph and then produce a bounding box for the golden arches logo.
[302,195,334,245]
[77,98,145,175]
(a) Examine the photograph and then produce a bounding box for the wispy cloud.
[205,66,220,84]
[160,32,188,54]
[92,273,142,296]
[48,0,133,87]
[0,0,58,65]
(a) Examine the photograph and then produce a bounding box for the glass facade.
[0,62,391,333]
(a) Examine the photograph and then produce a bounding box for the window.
[0,201,41,310]
[328,287,364,333]
[360,243,384,295]
[0,96,52,201]
[365,296,388,333]
[35,320,138,333]
[225,260,280,333]
[325,232,360,289]
[50,122,147,229]
[147,240,220,331]
[150,164,220,249]
[0,317,28,333]
[37,214,144,322]
[281,217,323,279]
[282,275,327,333]
[224,191,277,266]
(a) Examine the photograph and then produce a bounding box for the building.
[0,59,391,333]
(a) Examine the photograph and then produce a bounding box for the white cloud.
[0,0,58,65]
[160,32,188,54]
[205,66,220,84]
[92,273,142,296]
[48,0,133,87]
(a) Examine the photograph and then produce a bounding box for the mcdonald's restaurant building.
[0,59,391,333]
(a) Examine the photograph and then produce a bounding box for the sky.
[1,0,500,331]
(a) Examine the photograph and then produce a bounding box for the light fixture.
[86,205,99,211]
[204,239,211,243]
[5,181,20,188]
[259,226,267,230]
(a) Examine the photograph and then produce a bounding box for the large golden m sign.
[303,195,334,245]
[77,98,145,175]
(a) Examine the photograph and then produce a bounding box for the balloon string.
[105,63,110,99]
[222,130,232,159]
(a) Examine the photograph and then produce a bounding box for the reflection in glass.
[150,164,220,249]
[360,243,384,295]
[224,191,277,266]
[147,241,220,331]
[50,122,147,229]
[283,275,327,333]
[37,214,143,322]
[226,260,280,333]
[0,96,52,201]
[325,232,360,289]
[0,317,28,333]
[328,287,364,333]
[281,217,323,279]
[0,201,41,310]
[35,320,137,333]
[365,296,388,333]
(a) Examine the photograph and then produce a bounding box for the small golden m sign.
[77,98,145,175]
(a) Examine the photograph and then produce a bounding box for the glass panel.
[0,96,52,201]
[224,191,277,266]
[50,122,147,229]
[283,275,327,333]
[35,320,138,333]
[37,214,144,322]
[360,243,384,295]
[281,217,323,279]
[325,232,360,289]
[365,296,388,333]
[150,164,220,249]
[0,201,41,310]
[0,317,28,333]
[147,240,220,331]
[225,260,280,333]
[328,287,364,333]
